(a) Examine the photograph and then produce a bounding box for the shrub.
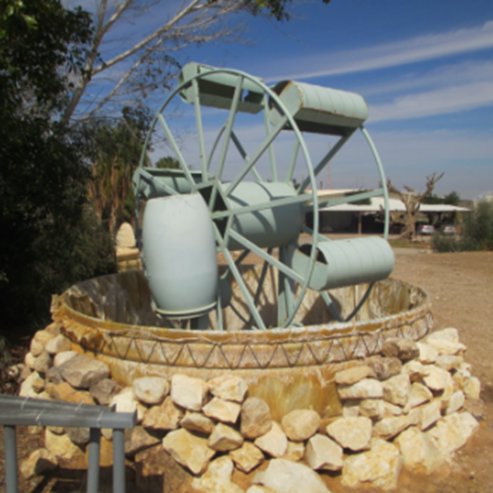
[432,201,493,252]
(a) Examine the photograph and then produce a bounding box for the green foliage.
[85,106,152,234]
[0,1,115,332]
[155,156,180,169]
[432,201,493,252]
[462,201,493,250]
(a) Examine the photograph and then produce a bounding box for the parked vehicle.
[441,224,457,235]
[417,224,435,235]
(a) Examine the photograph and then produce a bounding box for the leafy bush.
[432,201,493,252]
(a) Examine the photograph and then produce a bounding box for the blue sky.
[69,0,493,199]
[182,0,493,199]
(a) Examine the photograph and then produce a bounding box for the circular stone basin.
[53,267,432,419]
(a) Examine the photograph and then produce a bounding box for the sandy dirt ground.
[0,249,492,492]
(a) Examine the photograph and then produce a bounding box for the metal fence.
[0,394,136,493]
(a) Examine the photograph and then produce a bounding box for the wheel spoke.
[299,133,352,192]
[191,78,208,179]
[286,140,300,183]
[217,76,244,180]
[262,95,278,181]
[228,230,304,284]
[224,115,288,197]
[230,131,263,183]
[212,192,312,221]
[157,114,197,191]
[213,225,267,330]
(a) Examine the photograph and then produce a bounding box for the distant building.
[309,189,469,234]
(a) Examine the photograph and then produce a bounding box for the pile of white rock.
[19,325,483,492]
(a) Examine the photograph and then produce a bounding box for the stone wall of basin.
[50,271,433,414]
[19,324,483,492]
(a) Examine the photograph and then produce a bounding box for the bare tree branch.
[388,173,444,240]
[62,0,261,123]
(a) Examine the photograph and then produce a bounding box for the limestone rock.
[180,411,214,435]
[419,400,441,430]
[53,351,78,367]
[208,375,248,403]
[230,441,265,473]
[326,416,372,452]
[66,427,90,446]
[19,371,44,397]
[338,378,383,400]
[373,414,416,440]
[125,426,161,456]
[335,365,372,385]
[208,423,244,452]
[45,334,71,355]
[203,397,241,424]
[427,412,479,458]
[342,439,402,491]
[426,327,459,342]
[247,487,276,493]
[170,374,208,411]
[383,373,410,407]
[403,360,428,382]
[359,399,384,420]
[45,430,83,461]
[445,390,465,415]
[282,441,305,462]
[30,338,44,357]
[425,329,465,355]
[192,456,244,493]
[254,422,288,458]
[110,387,145,422]
[115,222,136,248]
[416,342,439,364]
[34,329,56,346]
[281,409,320,442]
[365,355,402,380]
[342,401,360,417]
[143,396,183,431]
[45,367,63,385]
[90,378,121,406]
[58,354,109,389]
[24,352,36,370]
[381,338,419,362]
[395,426,445,474]
[408,382,433,408]
[382,401,403,417]
[46,382,94,405]
[241,397,272,439]
[423,365,454,392]
[162,428,215,475]
[32,351,51,374]
[133,376,169,405]
[305,433,343,471]
[20,449,58,479]
[436,354,463,371]
[462,376,481,400]
[253,459,330,493]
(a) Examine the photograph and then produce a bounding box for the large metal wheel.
[134,67,321,330]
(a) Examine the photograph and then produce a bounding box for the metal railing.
[0,394,136,493]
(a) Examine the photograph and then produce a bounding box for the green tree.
[85,106,152,234]
[0,0,115,331]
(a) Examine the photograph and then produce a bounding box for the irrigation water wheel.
[133,63,394,331]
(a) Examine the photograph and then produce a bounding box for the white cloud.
[264,20,493,81]
[369,81,493,122]
[360,60,493,97]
